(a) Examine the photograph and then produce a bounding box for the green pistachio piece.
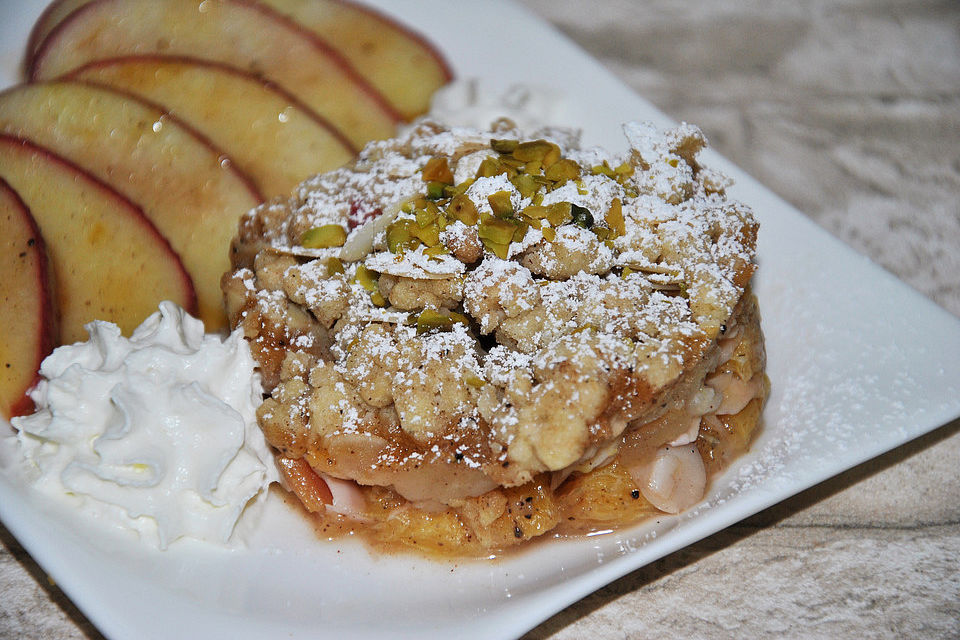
[476,156,502,178]
[591,162,615,178]
[521,204,549,219]
[478,215,518,245]
[414,222,441,247]
[301,224,347,249]
[605,198,625,237]
[544,158,581,183]
[480,239,510,260]
[571,204,594,228]
[354,264,378,292]
[416,308,454,334]
[423,244,450,259]
[487,190,514,218]
[386,219,420,253]
[421,156,454,184]
[513,140,560,167]
[464,374,487,389]
[447,193,479,226]
[592,227,612,241]
[511,173,539,199]
[425,181,447,200]
[490,138,518,154]
[512,221,530,243]
[415,207,438,228]
[326,256,345,274]
[545,202,572,227]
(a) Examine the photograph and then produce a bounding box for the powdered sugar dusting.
[225,115,760,502]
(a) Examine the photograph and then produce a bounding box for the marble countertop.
[2,1,958,638]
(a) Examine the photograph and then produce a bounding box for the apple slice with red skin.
[0,81,260,332]
[0,178,55,420]
[0,134,197,346]
[25,0,89,68]
[26,0,451,121]
[223,0,452,121]
[30,0,401,148]
[68,55,356,198]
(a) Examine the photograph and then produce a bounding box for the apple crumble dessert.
[222,118,768,556]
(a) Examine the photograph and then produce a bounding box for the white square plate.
[2,1,959,638]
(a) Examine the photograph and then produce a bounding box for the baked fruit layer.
[224,118,767,555]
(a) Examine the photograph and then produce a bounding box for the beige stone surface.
[2,1,958,639]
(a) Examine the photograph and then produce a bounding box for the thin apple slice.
[25,0,90,68]
[0,134,197,345]
[0,81,260,332]
[30,0,400,148]
[26,0,450,121]
[254,0,452,120]
[0,178,55,420]
[69,56,356,198]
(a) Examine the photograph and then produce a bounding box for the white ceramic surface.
[2,1,960,639]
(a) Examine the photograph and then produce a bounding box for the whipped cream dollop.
[11,302,278,549]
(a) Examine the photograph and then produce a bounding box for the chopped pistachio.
[481,239,510,260]
[590,162,615,178]
[605,198,625,238]
[545,202,572,227]
[478,215,518,245]
[573,323,600,334]
[543,158,581,182]
[487,190,514,218]
[421,156,454,184]
[476,156,503,178]
[521,204,549,220]
[425,181,447,200]
[513,140,561,168]
[415,207,438,228]
[370,291,387,307]
[490,138,518,154]
[326,256,345,275]
[541,143,561,168]
[450,178,474,197]
[571,204,594,229]
[447,193,479,225]
[301,224,347,249]
[413,222,441,247]
[511,173,539,199]
[354,264,378,292]
[449,311,470,325]
[464,373,486,388]
[415,308,453,333]
[541,226,556,242]
[386,219,420,253]
[423,244,450,259]
[512,221,530,243]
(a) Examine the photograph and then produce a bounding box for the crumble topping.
[224,118,758,492]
